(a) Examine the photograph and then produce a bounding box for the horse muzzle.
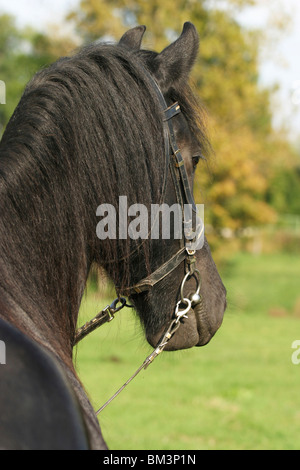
[147,292,226,351]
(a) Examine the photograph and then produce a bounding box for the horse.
[0,22,226,450]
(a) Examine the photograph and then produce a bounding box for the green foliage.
[0,14,77,135]
[0,15,26,134]
[267,167,300,215]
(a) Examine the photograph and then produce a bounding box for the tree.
[0,14,26,134]
[0,14,77,135]
[68,0,294,236]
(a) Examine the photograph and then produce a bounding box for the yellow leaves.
[194,114,279,230]
[230,195,277,226]
[67,0,126,41]
[65,0,294,234]
[210,179,236,200]
[33,25,79,59]
[211,202,237,229]
[68,0,189,49]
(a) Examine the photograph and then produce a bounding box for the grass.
[75,251,300,450]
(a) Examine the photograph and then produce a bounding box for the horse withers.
[0,23,226,449]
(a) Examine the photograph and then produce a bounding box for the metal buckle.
[103,305,114,322]
[105,297,127,322]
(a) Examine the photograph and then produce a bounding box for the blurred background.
[0,0,299,450]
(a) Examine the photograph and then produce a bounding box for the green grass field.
[75,252,300,450]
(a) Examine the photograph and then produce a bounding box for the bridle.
[119,70,203,297]
[74,70,204,413]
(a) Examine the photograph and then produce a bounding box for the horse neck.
[0,141,93,365]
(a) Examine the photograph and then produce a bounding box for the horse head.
[111,23,227,351]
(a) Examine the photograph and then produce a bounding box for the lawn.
[75,252,300,450]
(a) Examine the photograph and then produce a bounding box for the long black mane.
[0,42,209,354]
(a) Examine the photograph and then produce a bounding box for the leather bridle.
[118,70,204,297]
[74,71,204,413]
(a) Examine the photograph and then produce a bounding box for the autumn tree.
[67,0,295,237]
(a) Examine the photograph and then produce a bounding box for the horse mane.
[0,41,210,351]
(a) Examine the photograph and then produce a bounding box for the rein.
[74,71,203,413]
[75,267,200,415]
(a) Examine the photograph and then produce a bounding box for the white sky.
[0,0,300,143]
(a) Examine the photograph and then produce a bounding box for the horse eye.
[192,155,202,168]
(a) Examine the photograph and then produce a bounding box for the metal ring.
[110,297,127,313]
[180,269,201,303]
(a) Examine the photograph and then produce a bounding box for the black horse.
[0,23,226,449]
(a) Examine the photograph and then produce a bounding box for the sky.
[0,0,300,143]
[236,0,300,143]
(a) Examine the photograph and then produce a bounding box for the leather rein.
[74,72,203,413]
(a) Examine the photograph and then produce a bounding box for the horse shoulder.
[0,317,89,450]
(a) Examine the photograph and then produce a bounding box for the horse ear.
[119,25,146,50]
[153,22,199,92]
